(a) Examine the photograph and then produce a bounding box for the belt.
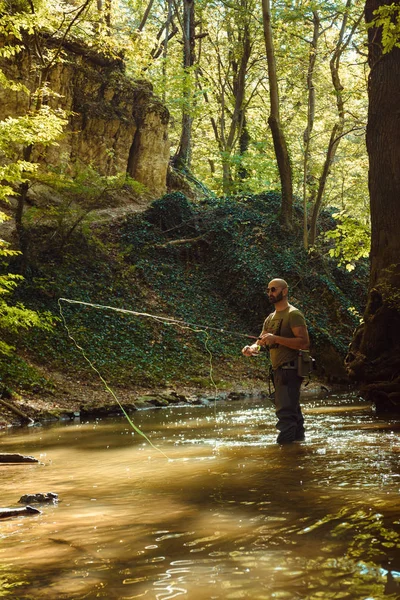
[278,360,297,370]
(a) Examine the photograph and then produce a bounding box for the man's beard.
[269,290,284,303]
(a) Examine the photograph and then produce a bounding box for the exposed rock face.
[0,44,170,199]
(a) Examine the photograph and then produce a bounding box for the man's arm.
[258,325,309,350]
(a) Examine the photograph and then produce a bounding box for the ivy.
[4,191,369,390]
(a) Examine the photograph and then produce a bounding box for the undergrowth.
[2,191,368,393]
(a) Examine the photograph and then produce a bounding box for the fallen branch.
[154,235,210,249]
[0,506,41,519]
[0,398,34,424]
[0,453,39,463]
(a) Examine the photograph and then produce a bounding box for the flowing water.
[1,393,400,600]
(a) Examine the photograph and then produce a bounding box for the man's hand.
[258,326,309,350]
[258,333,275,346]
[242,344,260,357]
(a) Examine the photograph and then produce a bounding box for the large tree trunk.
[345,0,400,412]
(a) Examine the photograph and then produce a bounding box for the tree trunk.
[222,19,251,193]
[14,0,92,263]
[345,0,400,412]
[173,0,195,169]
[261,0,293,229]
[138,0,155,32]
[161,0,173,102]
[302,11,320,250]
[238,113,250,183]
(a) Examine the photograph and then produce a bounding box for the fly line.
[58,298,230,458]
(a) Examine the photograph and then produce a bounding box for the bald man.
[242,278,309,444]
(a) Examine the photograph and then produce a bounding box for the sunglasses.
[267,286,280,293]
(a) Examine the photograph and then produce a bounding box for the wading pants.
[273,367,304,444]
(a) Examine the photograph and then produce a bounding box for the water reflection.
[1,395,400,599]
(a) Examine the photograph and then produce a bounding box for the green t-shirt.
[261,304,307,369]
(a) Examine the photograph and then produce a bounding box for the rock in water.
[19,492,58,504]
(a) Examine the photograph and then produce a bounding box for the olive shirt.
[261,304,307,370]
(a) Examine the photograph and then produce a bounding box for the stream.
[1,393,400,599]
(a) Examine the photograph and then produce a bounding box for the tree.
[261,0,293,228]
[198,0,256,194]
[172,0,196,168]
[345,0,400,412]
[308,0,365,247]
[302,9,321,249]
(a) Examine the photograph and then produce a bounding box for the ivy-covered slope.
[3,192,368,396]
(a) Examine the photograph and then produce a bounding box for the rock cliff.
[0,42,170,200]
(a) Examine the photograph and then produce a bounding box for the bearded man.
[242,278,310,444]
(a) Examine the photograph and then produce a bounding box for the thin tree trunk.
[15,0,92,261]
[174,0,195,169]
[222,19,251,193]
[138,0,155,32]
[308,0,363,246]
[238,113,250,182]
[261,0,293,229]
[303,11,320,250]
[161,0,173,103]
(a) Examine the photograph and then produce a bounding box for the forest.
[0,0,400,419]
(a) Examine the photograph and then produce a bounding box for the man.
[242,278,309,444]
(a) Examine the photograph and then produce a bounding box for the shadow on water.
[1,394,400,599]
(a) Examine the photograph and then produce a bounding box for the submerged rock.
[19,492,59,504]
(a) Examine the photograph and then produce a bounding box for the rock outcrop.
[0,42,170,199]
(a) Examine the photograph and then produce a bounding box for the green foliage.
[0,107,66,204]
[0,108,66,150]
[8,191,369,390]
[0,108,66,203]
[0,215,55,356]
[370,3,400,53]
[0,0,372,386]
[324,210,370,271]
[0,352,51,393]
[0,3,67,218]
[0,162,37,203]
[37,167,146,202]
[1,0,370,248]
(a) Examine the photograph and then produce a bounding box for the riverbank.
[2,192,368,411]
[0,367,348,430]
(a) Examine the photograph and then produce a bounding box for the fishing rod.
[58,298,259,340]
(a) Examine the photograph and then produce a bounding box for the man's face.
[267,282,285,304]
